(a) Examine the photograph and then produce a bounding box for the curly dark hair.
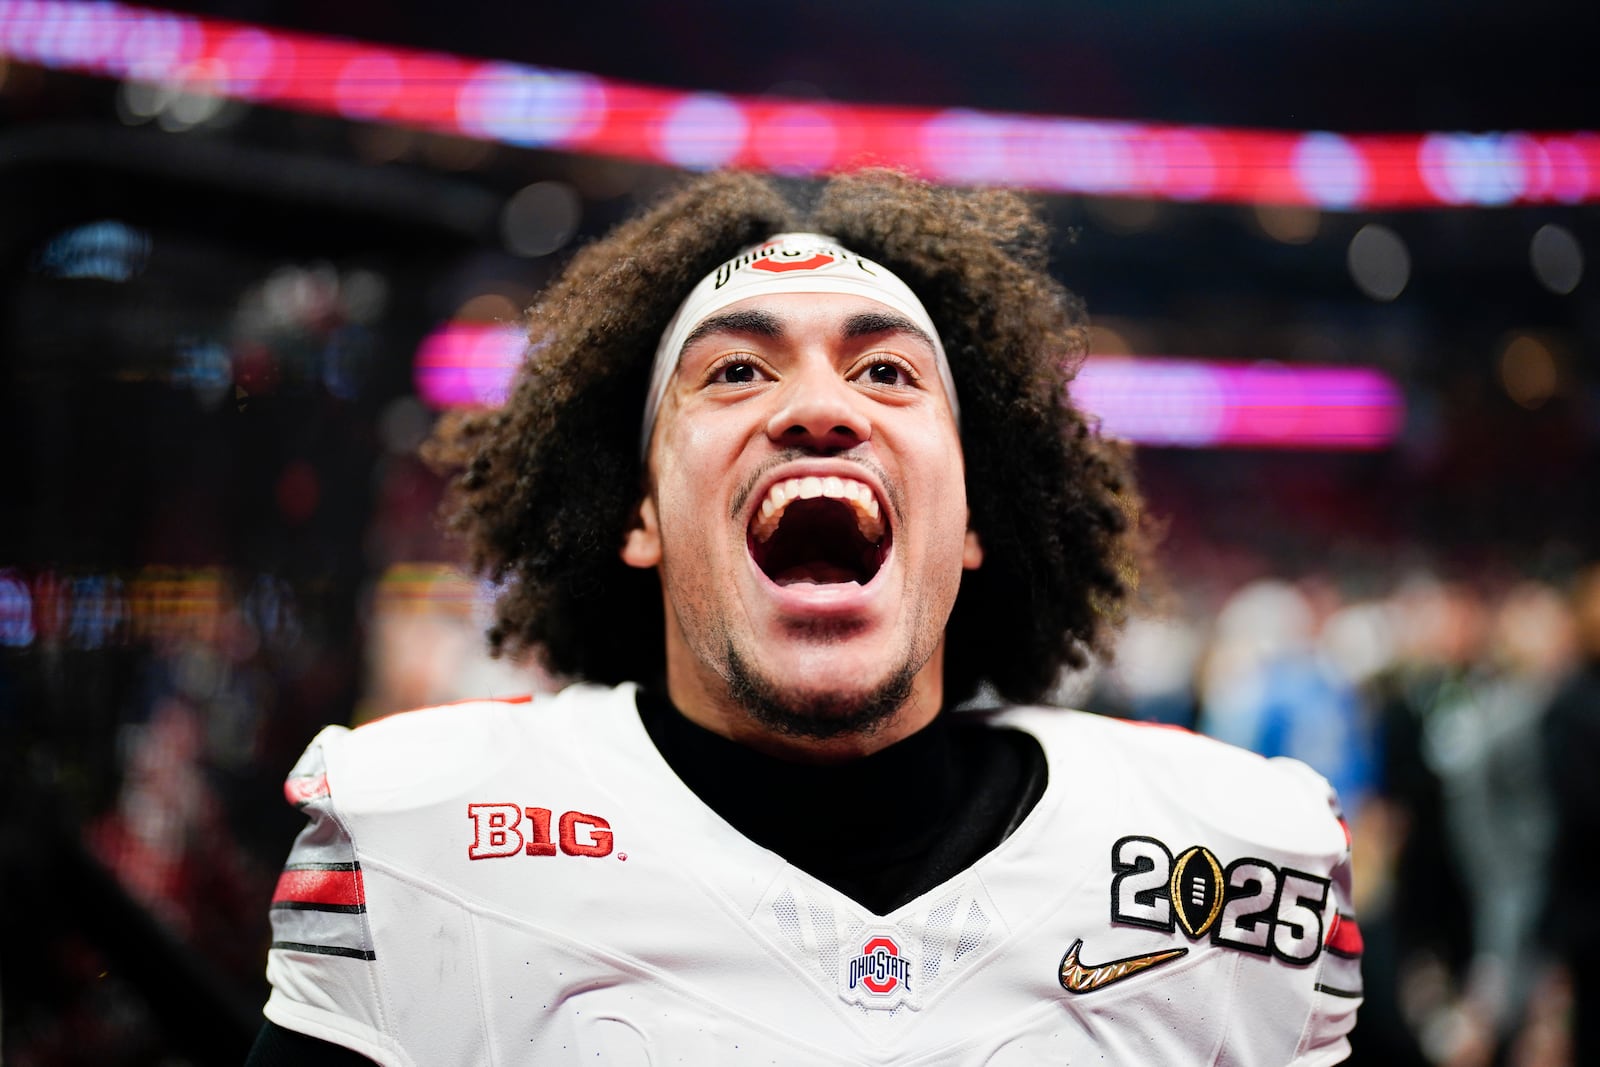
[426,168,1140,707]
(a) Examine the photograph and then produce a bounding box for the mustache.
[729,449,899,524]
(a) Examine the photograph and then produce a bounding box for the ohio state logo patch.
[842,932,916,1010]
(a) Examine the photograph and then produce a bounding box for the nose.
[765,362,871,454]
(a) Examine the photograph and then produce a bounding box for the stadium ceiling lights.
[2,0,1596,209]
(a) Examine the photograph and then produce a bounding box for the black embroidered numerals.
[1272,871,1330,962]
[1214,860,1276,952]
[1110,836,1173,931]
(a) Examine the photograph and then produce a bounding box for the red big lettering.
[467,805,614,859]
[559,811,613,857]
[467,803,523,859]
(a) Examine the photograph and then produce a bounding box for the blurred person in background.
[356,565,549,723]
[1540,563,1600,1067]
[1424,580,1574,1066]
[1087,609,1207,728]
[1197,577,1377,816]
[1346,577,1483,1065]
[1355,574,1581,1067]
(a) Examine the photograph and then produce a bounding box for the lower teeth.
[773,563,861,586]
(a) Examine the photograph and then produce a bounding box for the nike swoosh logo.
[1058,938,1188,995]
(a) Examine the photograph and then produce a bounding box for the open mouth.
[748,475,890,587]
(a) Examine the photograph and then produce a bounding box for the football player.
[249,170,1361,1065]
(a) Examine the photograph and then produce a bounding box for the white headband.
[640,232,958,457]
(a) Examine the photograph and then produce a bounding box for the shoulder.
[988,706,1347,858]
[987,707,1363,1060]
[292,683,639,814]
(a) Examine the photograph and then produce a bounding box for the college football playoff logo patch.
[1110,834,1331,965]
[1170,845,1224,937]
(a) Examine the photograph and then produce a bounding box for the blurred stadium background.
[0,1,1596,1063]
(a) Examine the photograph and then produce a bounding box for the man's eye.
[713,361,761,384]
[864,361,908,386]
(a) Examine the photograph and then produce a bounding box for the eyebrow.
[841,310,936,352]
[679,307,784,354]
[678,306,935,357]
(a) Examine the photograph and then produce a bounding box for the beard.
[723,640,919,741]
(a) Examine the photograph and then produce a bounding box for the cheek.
[931,463,975,569]
[651,420,744,534]
[923,444,969,529]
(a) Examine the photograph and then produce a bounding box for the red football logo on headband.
[751,253,835,273]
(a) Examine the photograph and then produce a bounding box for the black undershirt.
[246,692,1047,1064]
[635,687,1046,914]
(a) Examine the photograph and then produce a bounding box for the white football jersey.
[264,682,1361,1065]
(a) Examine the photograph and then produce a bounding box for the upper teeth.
[750,476,884,544]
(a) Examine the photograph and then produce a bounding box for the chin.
[724,642,919,742]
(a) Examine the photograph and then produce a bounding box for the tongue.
[772,562,863,587]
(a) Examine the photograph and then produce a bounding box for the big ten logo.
[467,804,613,859]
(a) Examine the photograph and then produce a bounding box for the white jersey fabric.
[264,682,1361,1065]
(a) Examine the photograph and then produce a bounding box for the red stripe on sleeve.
[1326,913,1364,957]
[273,866,366,907]
[284,773,330,806]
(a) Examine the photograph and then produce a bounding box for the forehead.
[678,292,938,352]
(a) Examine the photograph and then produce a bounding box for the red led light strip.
[1,0,1595,208]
